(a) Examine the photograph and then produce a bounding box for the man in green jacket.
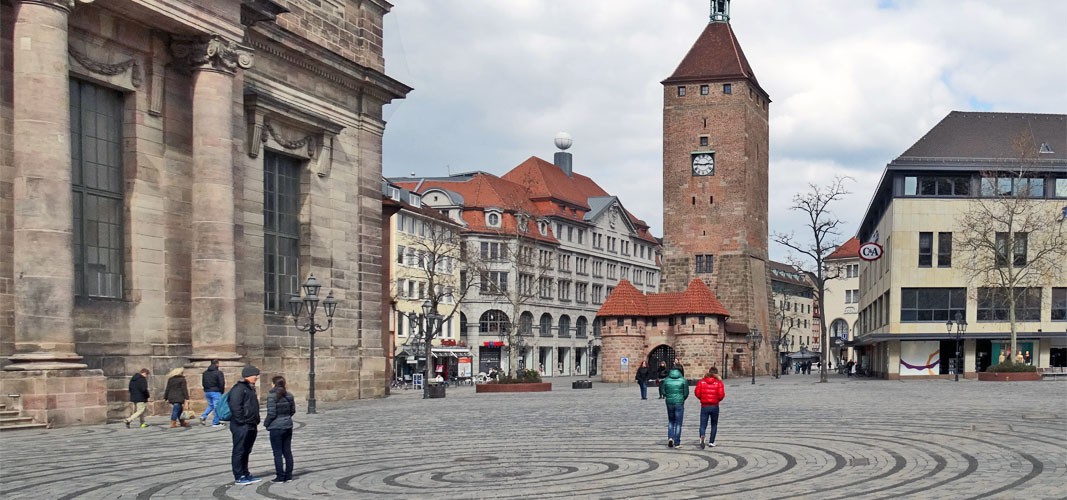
[659,367,689,448]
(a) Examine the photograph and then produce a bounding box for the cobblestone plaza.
[1,375,1064,499]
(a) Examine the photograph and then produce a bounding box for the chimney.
[553,132,573,176]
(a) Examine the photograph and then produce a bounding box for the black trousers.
[230,423,258,480]
[269,428,294,479]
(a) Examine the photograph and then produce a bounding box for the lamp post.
[746,327,763,385]
[773,335,793,378]
[288,274,338,414]
[418,299,441,399]
[945,312,968,382]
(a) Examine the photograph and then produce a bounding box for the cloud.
[382,0,1067,262]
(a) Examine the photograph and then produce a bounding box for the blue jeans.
[170,402,184,421]
[699,405,720,443]
[639,381,648,399]
[201,391,222,424]
[666,403,684,443]
[269,428,294,480]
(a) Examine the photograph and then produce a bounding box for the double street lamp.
[746,327,763,385]
[407,299,441,399]
[288,274,338,414]
[945,312,968,382]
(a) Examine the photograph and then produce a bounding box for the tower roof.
[597,279,730,318]
[662,22,768,99]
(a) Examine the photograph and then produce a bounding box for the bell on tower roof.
[710,0,730,23]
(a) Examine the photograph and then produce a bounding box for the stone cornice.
[247,23,411,103]
[170,35,253,75]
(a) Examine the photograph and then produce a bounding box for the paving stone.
[0,374,1064,499]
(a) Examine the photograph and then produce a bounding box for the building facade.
[855,112,1067,379]
[823,237,861,366]
[1,0,409,426]
[768,260,818,374]
[395,143,662,377]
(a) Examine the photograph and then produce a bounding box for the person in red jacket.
[694,366,726,449]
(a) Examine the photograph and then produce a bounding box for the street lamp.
[773,335,793,378]
[945,312,968,382]
[418,299,441,399]
[288,274,337,414]
[746,327,763,385]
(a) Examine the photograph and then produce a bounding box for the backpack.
[216,391,232,421]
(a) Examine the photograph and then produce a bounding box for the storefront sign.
[458,357,472,378]
[859,242,883,261]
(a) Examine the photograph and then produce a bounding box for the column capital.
[16,0,73,12]
[170,35,253,75]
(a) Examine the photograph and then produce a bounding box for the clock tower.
[661,0,771,339]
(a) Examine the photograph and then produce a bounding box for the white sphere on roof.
[554,132,573,150]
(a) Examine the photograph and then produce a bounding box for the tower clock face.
[692,153,715,176]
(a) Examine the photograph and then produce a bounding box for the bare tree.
[772,176,852,383]
[956,134,1066,365]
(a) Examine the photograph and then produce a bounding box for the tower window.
[692,197,696,205]
[700,85,709,95]
[677,86,686,97]
[695,254,714,274]
[722,84,732,94]
[700,136,709,147]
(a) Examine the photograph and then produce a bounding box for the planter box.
[977,372,1042,382]
[572,380,593,389]
[427,384,446,398]
[475,382,552,393]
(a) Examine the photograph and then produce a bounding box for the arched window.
[830,318,849,339]
[459,312,468,337]
[575,316,588,338]
[558,315,571,338]
[539,313,553,337]
[519,311,534,335]
[479,310,509,335]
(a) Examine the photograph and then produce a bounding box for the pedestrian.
[200,359,225,427]
[846,359,855,377]
[659,364,689,448]
[656,361,669,399]
[673,359,686,378]
[265,375,296,483]
[695,366,725,449]
[635,361,651,400]
[124,368,151,428]
[163,367,190,428]
[230,365,262,485]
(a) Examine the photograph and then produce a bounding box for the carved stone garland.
[263,119,316,158]
[69,46,143,88]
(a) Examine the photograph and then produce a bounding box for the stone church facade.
[1,0,409,426]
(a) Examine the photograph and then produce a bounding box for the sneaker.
[124,420,130,429]
[200,417,206,426]
[271,476,285,483]
[667,439,675,448]
[709,442,717,448]
[212,424,224,428]
[140,423,149,428]
[700,437,706,450]
[674,444,683,449]
[235,476,262,485]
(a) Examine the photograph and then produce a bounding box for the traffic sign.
[621,357,629,366]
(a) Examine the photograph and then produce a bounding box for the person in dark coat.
[229,365,262,485]
[163,367,190,428]
[656,361,669,399]
[124,368,150,428]
[200,360,226,427]
[659,367,689,448]
[265,375,297,483]
[635,361,651,400]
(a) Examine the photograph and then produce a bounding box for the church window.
[72,79,125,299]
[723,84,732,94]
[263,151,302,311]
[700,84,709,95]
[677,86,686,97]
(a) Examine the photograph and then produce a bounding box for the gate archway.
[647,345,676,371]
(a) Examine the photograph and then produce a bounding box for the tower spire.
[710,0,730,23]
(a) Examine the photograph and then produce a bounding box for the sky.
[380,0,1067,262]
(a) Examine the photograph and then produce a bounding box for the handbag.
[181,410,196,420]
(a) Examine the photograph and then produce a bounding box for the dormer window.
[486,211,501,228]
[517,215,528,232]
[409,193,420,207]
[538,221,549,236]
[1039,142,1054,154]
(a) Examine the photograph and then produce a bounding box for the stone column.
[170,36,252,363]
[7,0,84,370]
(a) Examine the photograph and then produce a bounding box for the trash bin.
[427,383,446,399]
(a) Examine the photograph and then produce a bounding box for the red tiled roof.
[826,237,860,260]
[597,279,730,318]
[662,22,766,98]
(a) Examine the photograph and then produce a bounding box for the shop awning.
[431,348,472,358]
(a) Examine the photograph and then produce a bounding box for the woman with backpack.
[265,375,297,483]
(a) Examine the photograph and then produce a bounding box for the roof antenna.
[410,171,416,177]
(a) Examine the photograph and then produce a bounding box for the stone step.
[0,422,49,432]
[0,410,18,417]
[0,416,37,426]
